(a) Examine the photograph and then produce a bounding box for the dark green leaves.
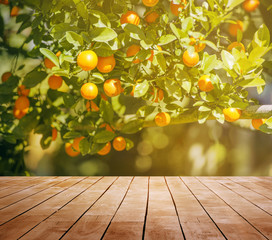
[100,100,114,123]
[90,27,117,42]
[23,70,47,88]
[121,119,144,134]
[93,130,115,143]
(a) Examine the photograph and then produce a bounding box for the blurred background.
[0,1,272,176]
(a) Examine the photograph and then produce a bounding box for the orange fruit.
[10,6,19,17]
[170,0,187,16]
[17,85,30,96]
[223,108,241,122]
[13,107,27,119]
[252,119,266,130]
[44,58,56,69]
[183,50,199,67]
[229,20,243,37]
[97,55,116,73]
[65,143,80,157]
[103,79,122,97]
[155,112,171,127]
[15,96,30,111]
[120,11,140,25]
[130,85,135,97]
[198,75,214,92]
[77,50,98,71]
[227,42,245,52]
[52,128,57,141]
[151,88,164,102]
[243,0,260,12]
[113,136,126,151]
[142,0,159,7]
[1,72,12,82]
[56,51,61,57]
[126,45,141,63]
[99,123,114,133]
[0,0,9,5]
[190,36,206,52]
[81,83,98,100]
[72,136,85,152]
[144,11,159,23]
[86,101,99,112]
[97,142,111,155]
[48,75,63,90]
[101,93,108,101]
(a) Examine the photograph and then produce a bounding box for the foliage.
[0,0,272,164]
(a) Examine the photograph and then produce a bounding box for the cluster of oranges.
[65,134,127,157]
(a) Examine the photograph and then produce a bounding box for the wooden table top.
[0,177,271,239]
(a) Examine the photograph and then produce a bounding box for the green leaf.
[159,34,177,45]
[100,100,114,123]
[63,131,82,139]
[201,53,218,74]
[121,119,144,134]
[238,78,266,88]
[40,48,59,67]
[93,130,115,143]
[90,27,117,42]
[124,24,146,41]
[73,0,88,19]
[253,24,270,47]
[22,70,47,88]
[66,31,83,47]
[63,93,76,108]
[125,138,134,150]
[198,110,211,124]
[134,80,149,98]
[221,50,235,69]
[226,0,245,10]
[79,137,90,156]
[182,17,194,32]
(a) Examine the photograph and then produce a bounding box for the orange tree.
[0,0,272,173]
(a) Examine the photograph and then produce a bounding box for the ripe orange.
[151,88,164,102]
[229,20,243,37]
[120,11,140,25]
[223,108,241,122]
[77,50,98,71]
[148,45,162,62]
[97,55,116,73]
[243,0,260,12]
[81,83,98,100]
[0,0,9,5]
[1,72,12,82]
[198,75,214,92]
[56,51,61,57]
[227,42,245,52]
[98,142,111,155]
[170,0,187,16]
[126,45,141,63]
[65,143,80,157]
[142,0,159,7]
[44,58,55,69]
[130,85,135,97]
[10,6,19,17]
[18,85,30,96]
[72,136,85,152]
[99,123,114,133]
[13,107,27,119]
[155,112,171,127]
[183,50,199,67]
[190,36,206,52]
[48,75,63,90]
[252,119,266,130]
[104,79,122,97]
[52,128,57,141]
[144,11,159,23]
[113,136,126,151]
[15,96,30,111]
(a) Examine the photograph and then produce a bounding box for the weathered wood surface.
[0,177,271,240]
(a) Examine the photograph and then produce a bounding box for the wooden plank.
[0,177,82,225]
[0,177,56,199]
[20,177,117,240]
[230,177,272,200]
[244,177,272,190]
[0,177,68,209]
[144,177,184,240]
[182,177,266,239]
[0,177,101,240]
[61,177,132,240]
[165,177,224,239]
[103,177,148,240]
[199,177,272,239]
[0,177,46,190]
[216,178,272,215]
